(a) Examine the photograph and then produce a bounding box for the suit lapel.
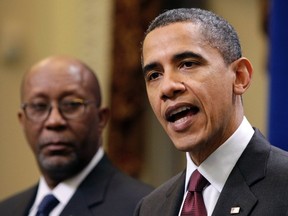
[160,171,186,216]
[212,129,270,216]
[212,167,257,216]
[60,155,116,216]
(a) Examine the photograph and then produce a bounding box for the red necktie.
[181,170,209,216]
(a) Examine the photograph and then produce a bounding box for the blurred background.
[0,0,272,200]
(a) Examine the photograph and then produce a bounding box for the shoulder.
[267,144,288,174]
[239,128,288,175]
[251,128,288,169]
[136,172,184,211]
[0,185,37,216]
[238,128,288,191]
[110,168,154,198]
[79,155,153,216]
[93,154,154,196]
[81,155,153,208]
[145,172,184,200]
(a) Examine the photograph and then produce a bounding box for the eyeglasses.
[21,98,96,122]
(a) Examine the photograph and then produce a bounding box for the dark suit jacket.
[134,129,288,216]
[0,154,153,216]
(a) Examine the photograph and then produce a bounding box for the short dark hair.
[144,8,242,64]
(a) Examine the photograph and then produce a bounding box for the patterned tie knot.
[189,170,209,192]
[36,194,59,216]
[181,170,209,216]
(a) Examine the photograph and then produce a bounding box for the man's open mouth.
[166,105,199,123]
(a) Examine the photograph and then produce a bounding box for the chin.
[173,136,200,152]
[173,142,191,152]
[39,155,81,179]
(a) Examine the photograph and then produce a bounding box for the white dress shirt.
[28,147,104,216]
[178,117,254,216]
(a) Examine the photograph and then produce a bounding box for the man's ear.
[232,57,253,95]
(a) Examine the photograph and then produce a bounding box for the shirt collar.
[185,117,254,192]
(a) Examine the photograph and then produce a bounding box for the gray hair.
[144,8,242,64]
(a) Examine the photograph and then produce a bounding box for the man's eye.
[182,61,195,68]
[61,101,82,111]
[181,60,200,69]
[146,71,161,81]
[30,103,49,111]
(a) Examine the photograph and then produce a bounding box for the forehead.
[142,22,208,62]
[28,63,83,84]
[22,61,91,99]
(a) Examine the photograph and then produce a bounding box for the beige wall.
[0,0,113,200]
[0,0,267,200]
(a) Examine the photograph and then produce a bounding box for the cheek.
[203,87,232,125]
[23,123,41,151]
[148,93,160,114]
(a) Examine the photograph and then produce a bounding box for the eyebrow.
[142,51,205,76]
[142,62,159,76]
[173,51,204,62]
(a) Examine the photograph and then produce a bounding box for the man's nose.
[160,72,186,101]
[44,104,67,128]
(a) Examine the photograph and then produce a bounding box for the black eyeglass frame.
[21,98,96,122]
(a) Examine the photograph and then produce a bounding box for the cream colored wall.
[0,0,113,200]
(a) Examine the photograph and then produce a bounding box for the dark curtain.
[108,0,207,177]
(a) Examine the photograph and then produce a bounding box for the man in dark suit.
[0,56,152,216]
[135,8,288,216]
